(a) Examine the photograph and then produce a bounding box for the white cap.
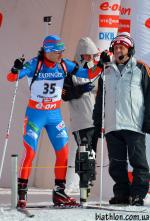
[74,37,99,62]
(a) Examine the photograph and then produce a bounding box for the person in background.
[62,37,110,196]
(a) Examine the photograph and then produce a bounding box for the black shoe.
[129,196,144,206]
[109,196,129,205]
[17,178,28,208]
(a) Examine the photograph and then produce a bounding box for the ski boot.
[52,180,80,207]
[129,195,144,206]
[17,178,28,209]
[109,195,129,205]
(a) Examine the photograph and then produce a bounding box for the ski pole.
[99,65,106,207]
[0,76,19,180]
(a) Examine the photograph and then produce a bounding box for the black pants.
[73,127,98,153]
[73,127,98,186]
[105,130,150,199]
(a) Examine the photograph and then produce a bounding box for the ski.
[86,204,147,213]
[17,207,35,218]
[27,204,82,209]
[26,204,147,213]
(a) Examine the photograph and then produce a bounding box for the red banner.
[99,14,119,28]
[0,12,3,27]
[118,19,130,33]
[145,18,150,29]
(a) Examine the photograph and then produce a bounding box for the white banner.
[89,0,121,51]
[122,0,150,193]
[122,0,150,62]
[89,0,123,201]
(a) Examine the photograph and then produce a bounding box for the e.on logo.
[100,2,131,16]
[145,18,150,29]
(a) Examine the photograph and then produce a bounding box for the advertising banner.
[0,12,2,27]
[122,0,150,193]
[89,0,121,51]
[120,0,149,61]
[118,0,131,34]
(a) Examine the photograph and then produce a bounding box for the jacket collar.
[43,56,56,68]
[107,57,137,73]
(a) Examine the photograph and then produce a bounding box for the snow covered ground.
[1,188,150,221]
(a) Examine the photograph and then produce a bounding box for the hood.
[74,37,99,64]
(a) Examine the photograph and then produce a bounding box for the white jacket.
[104,57,144,134]
[69,76,98,132]
[69,37,99,132]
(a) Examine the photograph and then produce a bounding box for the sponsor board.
[99,17,130,33]
[118,19,130,33]
[99,1,131,16]
[35,103,56,110]
[145,18,150,29]
[38,72,63,78]
[99,32,115,40]
[99,14,119,28]
[0,12,3,27]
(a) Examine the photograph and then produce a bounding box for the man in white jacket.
[93,32,150,206]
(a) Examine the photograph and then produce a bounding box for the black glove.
[100,50,111,63]
[11,57,25,73]
[97,60,104,68]
[142,122,150,134]
[97,50,110,68]
[80,82,95,93]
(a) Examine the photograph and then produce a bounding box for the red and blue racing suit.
[7,57,101,182]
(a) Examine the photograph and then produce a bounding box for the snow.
[0,208,102,221]
[0,188,150,221]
